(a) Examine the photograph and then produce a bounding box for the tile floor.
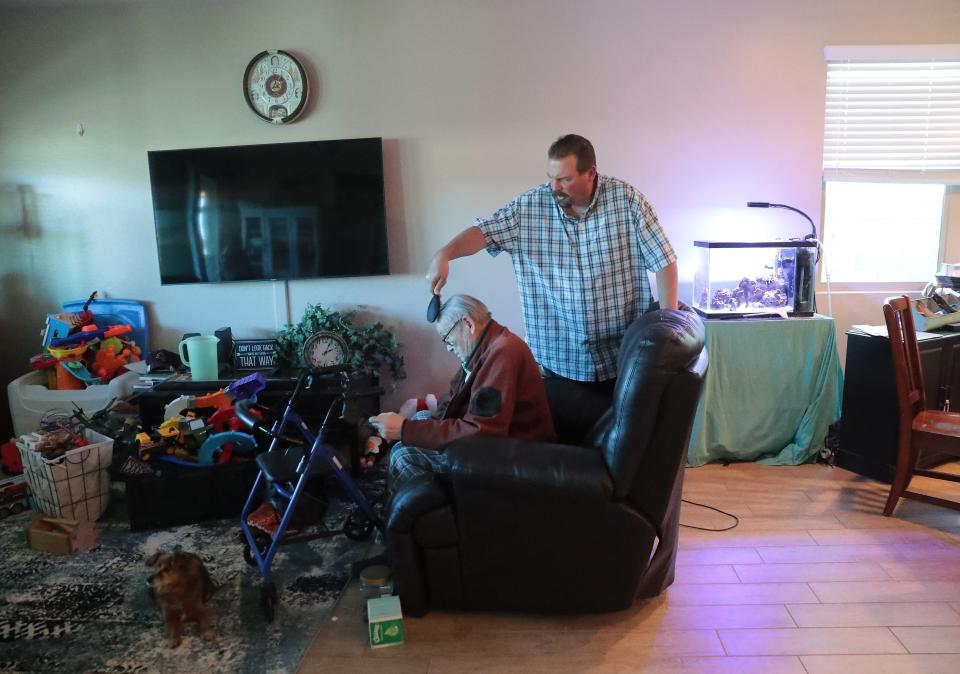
[297,462,960,673]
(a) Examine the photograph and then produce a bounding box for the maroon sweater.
[400,321,557,449]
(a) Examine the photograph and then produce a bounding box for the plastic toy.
[207,407,242,433]
[398,393,438,418]
[163,390,233,420]
[46,343,87,361]
[72,290,99,328]
[356,433,384,471]
[29,354,58,370]
[1,440,23,474]
[225,372,268,400]
[92,342,142,382]
[53,421,87,448]
[61,361,101,385]
[42,315,73,348]
[49,323,132,349]
[197,431,258,465]
[136,373,268,467]
[0,474,28,518]
[136,431,165,460]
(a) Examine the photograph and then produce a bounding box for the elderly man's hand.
[368,412,404,441]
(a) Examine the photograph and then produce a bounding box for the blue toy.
[61,360,101,385]
[197,431,258,465]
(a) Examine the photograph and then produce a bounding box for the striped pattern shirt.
[475,175,676,381]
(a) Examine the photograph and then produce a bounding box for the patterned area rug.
[0,481,380,673]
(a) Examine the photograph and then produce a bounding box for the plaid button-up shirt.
[475,175,676,382]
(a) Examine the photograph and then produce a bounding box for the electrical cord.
[679,498,740,531]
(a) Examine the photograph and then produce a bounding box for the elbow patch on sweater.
[470,387,502,417]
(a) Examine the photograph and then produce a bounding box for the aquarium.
[692,240,818,319]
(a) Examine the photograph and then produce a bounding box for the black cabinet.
[839,329,960,482]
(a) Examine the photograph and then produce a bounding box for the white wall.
[2,0,959,431]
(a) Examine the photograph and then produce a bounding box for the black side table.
[839,329,960,482]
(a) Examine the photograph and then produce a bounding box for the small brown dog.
[146,550,215,647]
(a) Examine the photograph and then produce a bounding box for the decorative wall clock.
[243,49,309,124]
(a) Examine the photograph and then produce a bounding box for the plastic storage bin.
[692,240,817,319]
[7,370,140,437]
[122,460,259,531]
[17,428,114,521]
[60,298,150,355]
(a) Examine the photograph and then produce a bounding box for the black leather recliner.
[386,308,707,616]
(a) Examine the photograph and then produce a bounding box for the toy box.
[25,515,98,555]
[7,297,148,436]
[17,428,114,521]
[60,298,150,355]
[122,459,259,531]
[7,369,140,437]
[367,595,404,649]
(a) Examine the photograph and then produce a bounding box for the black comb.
[427,293,441,322]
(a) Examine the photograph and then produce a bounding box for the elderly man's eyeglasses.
[440,318,463,347]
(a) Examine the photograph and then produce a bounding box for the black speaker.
[215,327,233,370]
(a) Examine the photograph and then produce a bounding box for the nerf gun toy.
[163,389,234,420]
[49,324,132,348]
[225,372,268,400]
[162,372,268,420]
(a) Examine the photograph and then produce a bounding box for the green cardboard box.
[367,595,404,649]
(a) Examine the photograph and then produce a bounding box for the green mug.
[178,335,220,381]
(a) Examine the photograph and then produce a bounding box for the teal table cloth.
[687,315,844,466]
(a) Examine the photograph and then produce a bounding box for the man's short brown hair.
[548,134,596,173]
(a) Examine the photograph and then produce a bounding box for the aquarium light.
[747,202,817,241]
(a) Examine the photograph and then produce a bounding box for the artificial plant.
[275,304,405,382]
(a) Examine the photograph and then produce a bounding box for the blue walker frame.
[237,369,385,620]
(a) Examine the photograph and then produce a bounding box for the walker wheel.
[260,582,277,623]
[344,510,375,541]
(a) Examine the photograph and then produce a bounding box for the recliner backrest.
[589,309,705,500]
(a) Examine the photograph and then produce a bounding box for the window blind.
[823,60,960,176]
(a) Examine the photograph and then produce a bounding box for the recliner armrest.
[446,436,613,503]
[386,475,451,533]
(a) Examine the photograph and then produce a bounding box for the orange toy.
[46,343,88,391]
[93,343,142,382]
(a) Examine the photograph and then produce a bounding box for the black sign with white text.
[232,339,279,370]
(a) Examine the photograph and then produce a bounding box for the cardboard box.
[367,595,404,649]
[25,515,98,555]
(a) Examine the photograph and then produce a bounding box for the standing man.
[426,134,678,439]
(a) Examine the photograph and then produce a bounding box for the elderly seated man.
[369,294,556,491]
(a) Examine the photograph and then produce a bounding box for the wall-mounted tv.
[148,137,388,285]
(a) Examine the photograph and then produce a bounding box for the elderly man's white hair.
[437,294,491,333]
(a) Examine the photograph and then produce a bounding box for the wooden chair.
[882,295,960,515]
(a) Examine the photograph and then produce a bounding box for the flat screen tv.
[148,137,388,285]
